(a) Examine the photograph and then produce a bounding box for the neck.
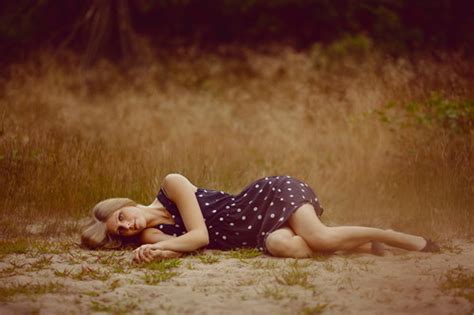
[138,204,173,227]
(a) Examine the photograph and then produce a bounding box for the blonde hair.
[81,198,137,249]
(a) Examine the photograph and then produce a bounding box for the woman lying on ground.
[81,173,440,263]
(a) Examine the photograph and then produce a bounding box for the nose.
[120,221,133,230]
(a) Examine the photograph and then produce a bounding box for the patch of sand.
[0,239,473,314]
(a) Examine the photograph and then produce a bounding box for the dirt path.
[0,239,473,315]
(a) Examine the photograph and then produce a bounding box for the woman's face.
[105,206,146,237]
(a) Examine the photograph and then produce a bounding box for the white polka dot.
[220,191,224,194]
[237,208,242,212]
[277,189,281,192]
[242,216,246,220]
[204,189,208,192]
[231,203,236,206]
[290,195,294,198]
[269,181,272,184]
[276,176,279,179]
[222,235,227,240]
[231,198,235,200]
[261,232,265,236]
[265,177,268,180]
[286,176,291,178]
[172,215,176,219]
[230,222,234,226]
[253,207,258,211]
[209,225,213,229]
[243,242,247,245]
[302,195,305,198]
[255,184,259,188]
[279,217,284,221]
[270,202,274,206]
[270,213,275,218]
[300,183,304,187]
[159,225,163,229]
[291,202,295,205]
[301,189,305,192]
[259,189,263,193]
[212,209,217,213]
[219,217,224,221]
[315,197,318,201]
[215,231,219,235]
[175,224,180,228]
[249,200,253,204]
[287,188,292,191]
[199,194,203,197]
[305,183,308,187]
[226,206,230,209]
[248,225,252,229]
[257,215,262,220]
[235,232,240,235]
[205,202,210,206]
[264,196,268,200]
[259,247,263,251]
[283,207,286,212]
[272,188,275,191]
[243,193,248,197]
[286,181,291,184]
[280,197,284,201]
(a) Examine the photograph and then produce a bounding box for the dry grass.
[0,45,472,241]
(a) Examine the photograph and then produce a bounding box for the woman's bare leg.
[265,226,383,257]
[287,203,427,252]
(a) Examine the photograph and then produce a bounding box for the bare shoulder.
[162,173,198,197]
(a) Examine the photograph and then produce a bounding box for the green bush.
[376,92,474,134]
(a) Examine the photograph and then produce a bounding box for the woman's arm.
[147,173,209,252]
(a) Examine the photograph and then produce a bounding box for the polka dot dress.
[155,175,324,254]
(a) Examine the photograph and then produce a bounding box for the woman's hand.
[133,244,182,263]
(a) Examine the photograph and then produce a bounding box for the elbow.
[199,231,210,248]
[201,235,210,248]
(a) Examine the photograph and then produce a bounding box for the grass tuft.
[0,239,30,256]
[439,266,474,302]
[0,282,64,301]
[227,248,262,259]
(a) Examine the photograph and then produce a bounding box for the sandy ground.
[0,239,473,315]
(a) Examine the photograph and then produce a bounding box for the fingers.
[133,246,153,263]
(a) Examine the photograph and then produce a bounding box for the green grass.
[27,255,53,271]
[197,254,220,264]
[0,239,30,256]
[0,282,64,301]
[275,261,314,289]
[227,248,262,259]
[142,271,180,285]
[70,265,111,281]
[300,303,328,314]
[242,259,278,269]
[439,266,474,302]
[140,258,182,271]
[260,285,287,300]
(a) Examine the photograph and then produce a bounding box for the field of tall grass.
[1,43,472,240]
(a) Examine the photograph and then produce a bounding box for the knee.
[266,233,293,257]
[304,228,338,251]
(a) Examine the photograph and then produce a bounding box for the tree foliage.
[0,0,473,62]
